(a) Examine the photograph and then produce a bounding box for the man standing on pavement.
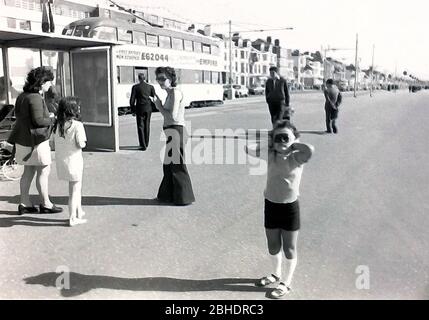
[323,79,342,134]
[265,66,291,125]
[130,73,156,150]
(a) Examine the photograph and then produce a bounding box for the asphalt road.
[1,89,428,299]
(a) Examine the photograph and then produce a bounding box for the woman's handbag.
[30,125,53,146]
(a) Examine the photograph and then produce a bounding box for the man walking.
[323,79,342,134]
[265,66,291,125]
[130,73,156,150]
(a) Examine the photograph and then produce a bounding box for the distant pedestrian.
[130,73,156,150]
[323,79,342,134]
[53,97,87,226]
[265,66,291,125]
[245,120,314,299]
[152,67,195,206]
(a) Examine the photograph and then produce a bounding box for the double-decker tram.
[62,17,224,113]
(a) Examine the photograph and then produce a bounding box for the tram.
[62,17,224,112]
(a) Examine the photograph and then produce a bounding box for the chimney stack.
[204,24,212,37]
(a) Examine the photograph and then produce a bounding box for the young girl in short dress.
[53,97,87,226]
[246,120,314,299]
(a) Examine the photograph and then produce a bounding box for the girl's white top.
[54,120,87,181]
[264,150,305,204]
[162,89,185,127]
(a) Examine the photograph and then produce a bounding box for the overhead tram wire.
[120,4,228,27]
[108,0,164,27]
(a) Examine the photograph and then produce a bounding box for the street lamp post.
[228,20,233,99]
[354,33,359,98]
[370,44,375,97]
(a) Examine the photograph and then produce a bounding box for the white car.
[223,84,249,98]
[233,84,249,98]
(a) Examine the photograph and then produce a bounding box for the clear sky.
[112,0,428,79]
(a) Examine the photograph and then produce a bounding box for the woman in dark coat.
[8,67,63,214]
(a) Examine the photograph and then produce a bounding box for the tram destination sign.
[113,45,221,70]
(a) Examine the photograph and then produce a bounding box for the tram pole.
[228,20,233,99]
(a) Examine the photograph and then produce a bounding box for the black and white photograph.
[0,0,428,305]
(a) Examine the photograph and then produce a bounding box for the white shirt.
[162,89,185,127]
[54,120,87,181]
[264,150,305,203]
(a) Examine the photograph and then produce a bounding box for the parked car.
[233,84,249,97]
[248,85,264,95]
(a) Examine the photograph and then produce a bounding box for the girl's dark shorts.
[264,199,300,231]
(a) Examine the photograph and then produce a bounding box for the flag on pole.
[48,0,55,33]
[41,0,49,33]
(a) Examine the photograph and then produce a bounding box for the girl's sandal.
[255,274,280,287]
[268,282,291,299]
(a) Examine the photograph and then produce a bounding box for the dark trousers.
[157,125,195,205]
[325,107,338,132]
[268,102,290,124]
[136,111,151,150]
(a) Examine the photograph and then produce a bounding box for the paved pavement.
[1,89,428,300]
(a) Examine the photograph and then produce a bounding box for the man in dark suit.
[130,73,156,150]
[265,66,291,125]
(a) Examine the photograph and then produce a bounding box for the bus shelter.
[0,27,120,151]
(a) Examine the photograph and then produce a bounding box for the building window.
[211,45,220,55]
[235,62,238,72]
[159,35,171,49]
[241,63,245,73]
[263,66,267,74]
[241,51,245,59]
[194,42,202,52]
[263,54,267,61]
[184,40,193,51]
[172,38,184,50]
[133,31,146,45]
[146,34,159,47]
[241,76,245,85]
[202,44,211,54]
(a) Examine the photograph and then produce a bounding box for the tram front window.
[91,27,117,41]
[74,25,91,38]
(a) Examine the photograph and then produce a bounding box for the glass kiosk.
[0,28,119,151]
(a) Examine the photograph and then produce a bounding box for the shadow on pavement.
[0,216,68,228]
[24,272,268,297]
[300,130,328,135]
[0,195,174,207]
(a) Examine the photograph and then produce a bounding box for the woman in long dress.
[152,67,195,206]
